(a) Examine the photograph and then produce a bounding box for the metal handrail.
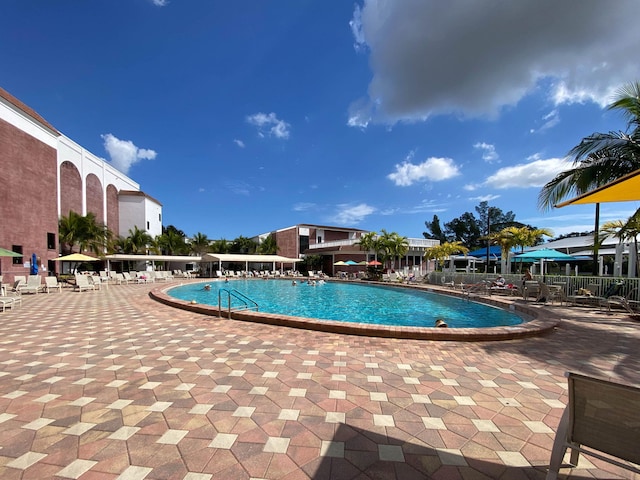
[218,288,259,318]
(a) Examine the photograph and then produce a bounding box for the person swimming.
[435,318,448,328]
[203,284,211,291]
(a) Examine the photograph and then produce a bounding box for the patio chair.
[88,275,103,290]
[74,275,95,292]
[44,276,63,293]
[546,372,640,479]
[19,275,44,294]
[13,276,26,291]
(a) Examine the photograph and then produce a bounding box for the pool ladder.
[218,288,259,318]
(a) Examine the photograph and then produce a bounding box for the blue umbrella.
[30,253,38,275]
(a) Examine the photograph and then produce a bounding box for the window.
[147,221,150,230]
[317,236,322,244]
[12,245,22,265]
[47,232,56,250]
[159,213,161,222]
[299,235,309,253]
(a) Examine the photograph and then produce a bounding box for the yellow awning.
[555,168,640,207]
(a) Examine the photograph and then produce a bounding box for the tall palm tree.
[539,81,640,274]
[190,232,211,256]
[378,229,409,271]
[601,209,640,277]
[58,210,111,256]
[356,231,380,262]
[127,226,153,254]
[256,234,278,254]
[424,241,469,272]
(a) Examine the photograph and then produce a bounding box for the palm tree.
[356,231,381,262]
[58,210,111,256]
[378,229,409,271]
[256,234,278,254]
[484,228,518,275]
[503,226,553,273]
[539,81,640,275]
[424,241,469,272]
[601,209,640,277]
[127,226,153,254]
[210,239,230,254]
[189,232,211,256]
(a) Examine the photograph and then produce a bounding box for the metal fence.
[427,271,640,301]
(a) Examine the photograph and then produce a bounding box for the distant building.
[0,86,161,282]
[255,224,439,275]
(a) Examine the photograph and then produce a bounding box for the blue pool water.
[169,279,523,328]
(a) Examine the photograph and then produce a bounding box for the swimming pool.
[168,279,524,328]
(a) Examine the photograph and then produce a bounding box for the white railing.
[309,237,439,250]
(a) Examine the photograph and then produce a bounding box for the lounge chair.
[74,275,95,292]
[89,275,103,290]
[19,275,44,294]
[567,281,624,307]
[114,273,127,285]
[605,287,639,313]
[44,276,62,293]
[546,372,640,479]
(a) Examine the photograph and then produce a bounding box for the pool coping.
[149,280,560,341]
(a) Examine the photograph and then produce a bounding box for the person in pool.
[203,284,211,291]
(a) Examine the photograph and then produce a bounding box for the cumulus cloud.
[330,203,376,225]
[474,142,499,163]
[293,202,316,212]
[388,156,460,186]
[484,156,572,189]
[349,0,639,125]
[101,133,156,175]
[246,112,291,139]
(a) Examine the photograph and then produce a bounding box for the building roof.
[0,86,59,134]
[119,190,163,206]
[273,224,368,234]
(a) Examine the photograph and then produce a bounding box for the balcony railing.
[308,237,440,250]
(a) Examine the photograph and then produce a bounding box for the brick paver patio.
[0,280,638,479]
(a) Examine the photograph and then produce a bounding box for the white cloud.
[225,180,251,196]
[151,0,168,6]
[473,142,499,163]
[531,109,560,133]
[484,157,572,189]
[293,202,316,212]
[234,139,245,148]
[470,194,500,203]
[388,157,460,186]
[246,112,291,139]
[101,133,157,175]
[330,203,376,225]
[349,0,640,125]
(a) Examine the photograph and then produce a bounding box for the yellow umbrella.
[53,253,100,262]
[556,168,640,207]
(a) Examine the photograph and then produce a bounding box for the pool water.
[169,279,524,328]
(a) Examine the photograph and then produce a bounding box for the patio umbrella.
[52,253,100,262]
[0,248,22,257]
[514,249,576,261]
[344,260,358,266]
[30,253,38,275]
[368,260,382,266]
[555,168,640,206]
[357,261,368,266]
[333,261,347,266]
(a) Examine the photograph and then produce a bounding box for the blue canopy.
[468,246,503,258]
[514,248,576,261]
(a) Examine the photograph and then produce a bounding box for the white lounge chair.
[74,275,95,292]
[20,275,44,294]
[44,276,62,293]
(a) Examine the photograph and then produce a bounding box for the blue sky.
[3,0,640,241]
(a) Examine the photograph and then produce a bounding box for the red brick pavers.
[0,282,638,479]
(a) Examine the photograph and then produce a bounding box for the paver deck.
[0,280,638,479]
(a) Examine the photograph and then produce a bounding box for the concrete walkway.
[0,281,638,479]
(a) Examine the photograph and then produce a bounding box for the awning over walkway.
[105,254,200,262]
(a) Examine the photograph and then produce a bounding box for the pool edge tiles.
[149,281,560,342]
